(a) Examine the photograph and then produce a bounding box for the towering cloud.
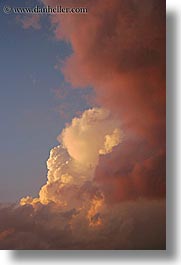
[20,108,121,219]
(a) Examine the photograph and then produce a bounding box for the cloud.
[0,200,165,250]
[95,145,165,203]
[20,108,121,209]
[60,108,122,166]
[15,105,165,249]
[17,15,41,30]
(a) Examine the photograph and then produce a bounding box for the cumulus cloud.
[20,108,121,214]
[60,108,122,167]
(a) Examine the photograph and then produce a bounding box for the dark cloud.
[0,200,165,250]
[95,142,165,203]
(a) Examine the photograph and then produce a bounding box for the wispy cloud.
[17,15,41,30]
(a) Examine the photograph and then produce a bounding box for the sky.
[0,0,93,202]
[0,0,166,250]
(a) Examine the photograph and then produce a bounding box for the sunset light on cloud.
[0,0,165,250]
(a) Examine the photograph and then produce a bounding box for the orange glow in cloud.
[87,195,104,227]
[0,228,14,241]
[20,108,121,221]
